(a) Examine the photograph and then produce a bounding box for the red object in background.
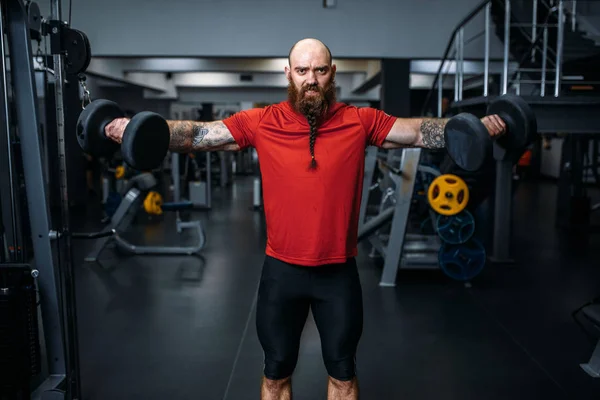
[518,149,532,166]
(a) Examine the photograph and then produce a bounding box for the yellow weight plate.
[115,165,125,179]
[427,174,469,216]
[143,191,163,215]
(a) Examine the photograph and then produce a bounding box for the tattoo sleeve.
[166,120,238,152]
[419,118,449,149]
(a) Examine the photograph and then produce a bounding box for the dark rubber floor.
[71,176,600,400]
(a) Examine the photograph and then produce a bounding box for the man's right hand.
[105,118,130,144]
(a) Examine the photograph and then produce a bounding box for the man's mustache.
[302,83,321,93]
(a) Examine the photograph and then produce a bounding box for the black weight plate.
[516,95,537,145]
[444,113,491,172]
[26,2,42,35]
[64,29,91,75]
[436,209,475,244]
[438,237,486,281]
[76,99,123,157]
[487,94,537,158]
[121,112,170,171]
[79,29,92,74]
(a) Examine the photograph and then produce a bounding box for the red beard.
[287,76,337,120]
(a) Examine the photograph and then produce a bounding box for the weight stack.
[0,264,42,398]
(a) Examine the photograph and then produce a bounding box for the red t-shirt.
[223,101,396,266]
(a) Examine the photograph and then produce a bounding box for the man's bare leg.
[261,376,292,400]
[327,376,359,400]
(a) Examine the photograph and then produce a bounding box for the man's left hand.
[480,115,506,138]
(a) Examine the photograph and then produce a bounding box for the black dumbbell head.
[487,94,537,161]
[121,111,170,171]
[444,113,491,172]
[76,99,124,157]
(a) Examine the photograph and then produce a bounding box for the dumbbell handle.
[480,114,508,140]
[103,117,131,144]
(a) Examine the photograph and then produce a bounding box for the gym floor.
[72,177,600,400]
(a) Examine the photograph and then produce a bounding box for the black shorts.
[256,255,363,381]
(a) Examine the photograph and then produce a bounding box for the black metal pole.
[0,1,20,263]
[50,0,82,397]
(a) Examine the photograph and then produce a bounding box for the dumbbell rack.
[359,147,442,286]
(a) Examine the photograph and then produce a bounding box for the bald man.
[106,38,505,400]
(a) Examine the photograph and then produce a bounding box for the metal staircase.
[422,0,600,134]
[490,0,600,96]
[420,0,600,263]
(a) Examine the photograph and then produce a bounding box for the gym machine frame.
[358,147,442,287]
[0,0,93,398]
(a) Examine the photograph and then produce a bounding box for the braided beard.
[287,76,336,169]
[306,114,318,169]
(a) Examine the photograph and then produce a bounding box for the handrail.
[420,0,492,116]
[506,5,562,96]
[420,0,572,113]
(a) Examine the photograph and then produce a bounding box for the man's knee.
[328,375,356,394]
[263,358,297,381]
[262,374,291,389]
[324,357,356,381]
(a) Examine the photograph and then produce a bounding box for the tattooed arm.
[381,118,449,150]
[381,115,506,150]
[166,120,240,152]
[105,118,240,152]
[105,116,243,154]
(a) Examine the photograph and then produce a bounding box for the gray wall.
[100,87,172,117]
[84,79,171,116]
[578,1,600,15]
[38,0,506,59]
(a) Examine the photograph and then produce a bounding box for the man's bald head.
[288,38,332,68]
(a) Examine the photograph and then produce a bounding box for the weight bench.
[84,173,205,263]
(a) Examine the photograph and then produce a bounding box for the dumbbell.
[76,99,170,171]
[444,94,537,172]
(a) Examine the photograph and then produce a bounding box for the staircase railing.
[421,0,578,117]
[420,0,491,116]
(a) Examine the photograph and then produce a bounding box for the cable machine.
[0,0,96,398]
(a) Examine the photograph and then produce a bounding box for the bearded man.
[105,38,506,400]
